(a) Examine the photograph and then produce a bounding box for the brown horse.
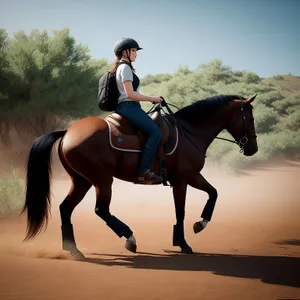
[22,94,258,259]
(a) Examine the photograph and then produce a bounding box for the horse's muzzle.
[244,145,258,156]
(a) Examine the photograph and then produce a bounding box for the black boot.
[138,169,163,184]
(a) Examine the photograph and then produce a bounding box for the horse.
[22,94,258,259]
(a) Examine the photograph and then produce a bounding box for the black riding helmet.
[114,37,143,56]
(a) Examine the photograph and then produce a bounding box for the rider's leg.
[115,101,163,182]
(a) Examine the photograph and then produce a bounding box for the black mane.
[174,94,246,124]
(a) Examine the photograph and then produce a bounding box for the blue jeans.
[115,101,162,172]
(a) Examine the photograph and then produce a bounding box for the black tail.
[22,130,67,241]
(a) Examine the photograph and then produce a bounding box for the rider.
[112,37,163,184]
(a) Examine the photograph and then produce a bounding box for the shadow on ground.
[274,239,300,246]
[85,251,300,288]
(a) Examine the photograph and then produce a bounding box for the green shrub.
[273,75,284,80]
[272,94,300,114]
[254,104,280,133]
[140,73,172,86]
[258,131,300,157]
[257,91,284,108]
[0,173,25,215]
[198,59,235,84]
[286,105,300,114]
[273,111,300,132]
[241,72,261,84]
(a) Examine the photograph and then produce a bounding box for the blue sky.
[0,0,299,78]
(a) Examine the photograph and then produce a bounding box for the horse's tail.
[22,130,67,241]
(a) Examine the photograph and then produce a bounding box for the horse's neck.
[177,114,228,151]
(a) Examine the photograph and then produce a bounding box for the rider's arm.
[123,81,161,103]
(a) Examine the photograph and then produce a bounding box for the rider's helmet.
[113,37,143,56]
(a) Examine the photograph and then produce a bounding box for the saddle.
[105,108,178,185]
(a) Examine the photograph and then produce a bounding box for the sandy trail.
[0,160,299,300]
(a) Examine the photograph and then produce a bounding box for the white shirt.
[115,62,140,103]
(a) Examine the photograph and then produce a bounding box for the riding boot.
[138,144,162,184]
[138,169,163,184]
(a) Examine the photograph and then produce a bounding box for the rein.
[148,97,255,154]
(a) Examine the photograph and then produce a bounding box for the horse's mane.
[174,94,246,124]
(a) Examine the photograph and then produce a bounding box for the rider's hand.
[151,97,163,103]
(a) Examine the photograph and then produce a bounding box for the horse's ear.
[246,94,257,104]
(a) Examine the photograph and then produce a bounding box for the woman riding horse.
[22,94,258,259]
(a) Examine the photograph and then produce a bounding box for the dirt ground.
[0,157,300,300]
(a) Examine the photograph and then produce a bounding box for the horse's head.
[226,95,258,156]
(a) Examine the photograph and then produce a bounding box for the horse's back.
[61,116,111,162]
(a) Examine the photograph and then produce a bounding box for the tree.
[3,28,109,140]
[198,59,234,84]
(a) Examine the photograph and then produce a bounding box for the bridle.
[215,97,257,153]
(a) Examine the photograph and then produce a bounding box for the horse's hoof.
[125,240,137,253]
[181,246,194,254]
[70,249,86,261]
[193,222,204,234]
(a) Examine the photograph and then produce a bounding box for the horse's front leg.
[188,173,218,234]
[172,182,193,254]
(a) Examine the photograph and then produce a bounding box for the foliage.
[254,104,280,133]
[271,93,300,114]
[255,91,284,108]
[273,110,300,132]
[0,172,25,215]
[240,71,261,84]
[0,27,109,144]
[140,73,172,86]
[6,28,98,117]
[198,59,234,84]
[273,75,284,80]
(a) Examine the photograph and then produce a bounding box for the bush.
[140,73,172,86]
[254,104,280,133]
[273,111,300,132]
[257,91,284,108]
[258,131,300,157]
[273,75,284,80]
[272,94,300,114]
[286,105,300,114]
[212,82,270,98]
[198,59,235,84]
[241,72,261,84]
[0,172,25,215]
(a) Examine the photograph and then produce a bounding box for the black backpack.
[97,62,139,112]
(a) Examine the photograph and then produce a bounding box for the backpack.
[97,63,121,112]
[97,61,139,112]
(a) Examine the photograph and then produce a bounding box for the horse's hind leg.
[94,177,136,253]
[59,175,91,260]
